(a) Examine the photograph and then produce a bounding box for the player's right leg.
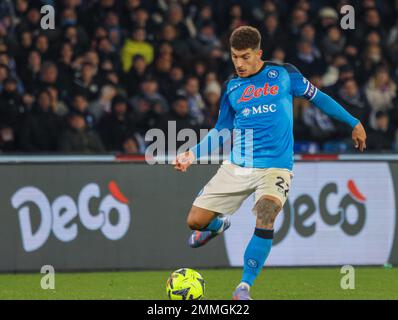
[186,205,231,248]
[186,162,253,248]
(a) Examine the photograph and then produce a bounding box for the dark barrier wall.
[0,163,229,272]
[0,161,397,272]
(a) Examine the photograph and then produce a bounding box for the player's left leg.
[233,168,292,300]
[233,195,281,300]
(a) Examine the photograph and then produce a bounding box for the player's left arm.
[286,63,367,151]
[310,90,366,151]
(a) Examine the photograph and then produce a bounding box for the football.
[166,268,205,300]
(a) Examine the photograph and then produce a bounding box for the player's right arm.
[173,84,235,172]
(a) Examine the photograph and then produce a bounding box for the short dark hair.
[229,26,261,50]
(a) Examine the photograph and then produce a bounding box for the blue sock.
[200,217,223,232]
[241,228,273,286]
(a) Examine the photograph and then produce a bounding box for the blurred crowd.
[0,0,398,154]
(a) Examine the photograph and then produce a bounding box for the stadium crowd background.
[0,0,398,154]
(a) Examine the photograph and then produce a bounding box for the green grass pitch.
[0,267,397,300]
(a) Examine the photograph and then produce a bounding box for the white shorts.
[193,162,293,215]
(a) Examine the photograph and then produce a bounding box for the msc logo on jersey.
[241,104,277,117]
[237,83,279,103]
[267,69,279,79]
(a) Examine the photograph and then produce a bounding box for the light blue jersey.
[191,61,359,170]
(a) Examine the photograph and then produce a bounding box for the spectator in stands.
[365,66,397,129]
[192,23,222,58]
[122,135,140,155]
[202,81,221,129]
[226,4,248,32]
[291,39,326,77]
[128,7,156,41]
[16,6,42,35]
[288,8,308,38]
[19,90,62,152]
[72,62,100,101]
[387,20,398,65]
[357,44,387,84]
[0,77,24,130]
[97,36,119,68]
[0,0,397,154]
[336,78,371,126]
[317,7,339,34]
[14,0,29,25]
[83,0,119,36]
[270,47,286,64]
[88,84,117,122]
[57,42,75,92]
[0,124,15,152]
[326,64,356,96]
[103,10,124,46]
[98,95,136,152]
[37,61,61,96]
[81,50,100,70]
[130,75,169,114]
[321,54,349,87]
[367,111,395,151]
[34,34,53,62]
[60,7,90,46]
[153,54,174,97]
[194,4,214,32]
[177,76,206,125]
[299,23,321,59]
[19,50,41,94]
[14,31,34,67]
[295,75,344,146]
[121,28,154,72]
[0,63,10,93]
[163,64,185,103]
[157,23,192,67]
[356,8,386,42]
[58,112,104,153]
[47,86,68,117]
[131,95,157,135]
[123,54,148,97]
[260,13,288,58]
[63,25,89,56]
[69,94,96,129]
[156,95,200,150]
[21,92,35,112]
[167,3,191,40]
[322,25,346,61]
[0,53,19,84]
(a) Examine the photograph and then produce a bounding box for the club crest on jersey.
[267,69,279,79]
[242,107,251,117]
[237,83,279,103]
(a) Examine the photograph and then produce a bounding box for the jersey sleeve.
[284,63,318,101]
[189,82,235,159]
[215,84,235,131]
[284,63,359,128]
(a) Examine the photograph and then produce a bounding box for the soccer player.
[173,26,366,300]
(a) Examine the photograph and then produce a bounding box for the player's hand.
[172,151,195,172]
[352,122,367,152]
